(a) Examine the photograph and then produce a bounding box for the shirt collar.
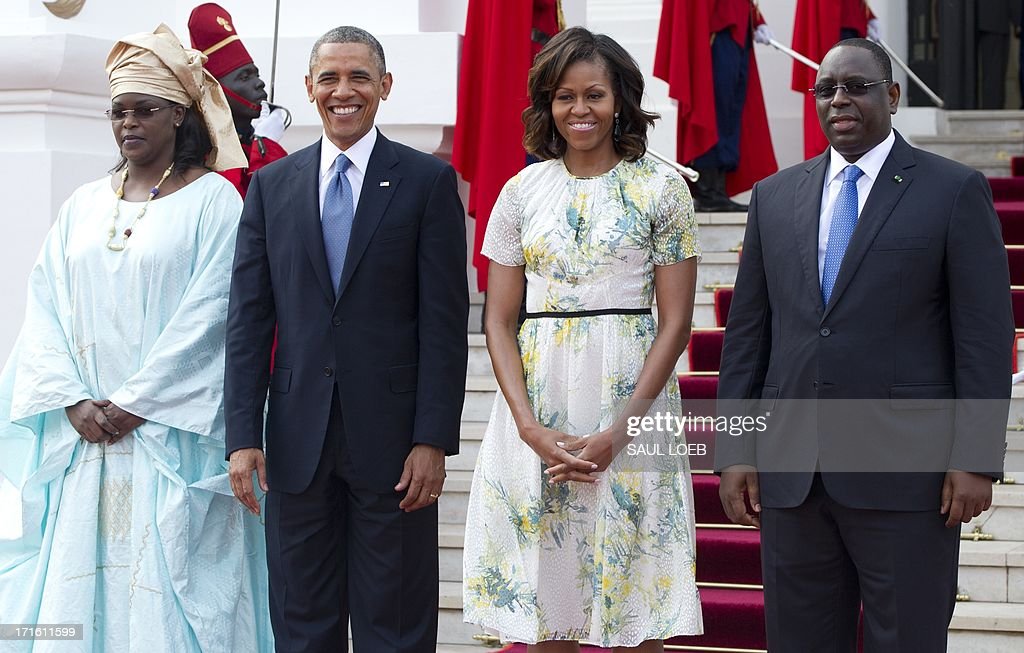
[319,127,378,178]
[826,129,896,185]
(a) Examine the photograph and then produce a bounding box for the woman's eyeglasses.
[104,105,176,121]
[808,80,891,100]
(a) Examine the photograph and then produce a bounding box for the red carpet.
[1013,289,1024,328]
[677,374,718,405]
[696,528,762,585]
[692,473,729,523]
[670,588,767,651]
[499,588,766,650]
[674,370,767,648]
[989,176,1024,201]
[713,287,733,327]
[996,202,1024,244]
[687,329,725,372]
[683,426,716,470]
[1008,246,1024,285]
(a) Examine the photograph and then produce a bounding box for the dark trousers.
[978,31,1010,109]
[760,474,959,652]
[265,391,439,652]
[694,30,749,171]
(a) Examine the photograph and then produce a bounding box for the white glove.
[754,24,773,46]
[867,18,882,42]
[252,101,288,142]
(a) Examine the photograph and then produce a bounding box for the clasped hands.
[521,423,623,484]
[65,398,144,445]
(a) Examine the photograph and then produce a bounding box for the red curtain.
[452,1,561,291]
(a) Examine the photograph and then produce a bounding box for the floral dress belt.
[523,308,652,319]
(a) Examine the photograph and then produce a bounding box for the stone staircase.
[911,110,1024,177]
[952,477,1024,652]
[438,210,1024,650]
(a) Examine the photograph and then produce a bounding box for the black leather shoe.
[692,167,748,212]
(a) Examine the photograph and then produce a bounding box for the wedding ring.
[429,493,440,500]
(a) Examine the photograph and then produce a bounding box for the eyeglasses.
[104,105,176,121]
[808,80,891,100]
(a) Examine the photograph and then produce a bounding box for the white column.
[0,32,114,360]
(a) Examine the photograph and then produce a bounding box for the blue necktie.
[821,164,864,308]
[322,154,354,297]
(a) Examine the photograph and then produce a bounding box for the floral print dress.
[463,157,704,646]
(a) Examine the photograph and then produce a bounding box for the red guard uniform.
[188,3,288,198]
[189,3,288,370]
[219,137,288,198]
[711,0,764,49]
[655,0,777,198]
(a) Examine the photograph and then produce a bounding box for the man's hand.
[754,24,774,46]
[229,448,268,516]
[97,401,145,445]
[940,469,993,528]
[66,399,117,443]
[395,444,446,512]
[719,464,761,528]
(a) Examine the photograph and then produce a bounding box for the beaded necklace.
[107,163,174,252]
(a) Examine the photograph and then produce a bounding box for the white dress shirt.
[817,129,896,283]
[318,127,378,219]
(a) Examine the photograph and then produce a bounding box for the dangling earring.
[614,112,621,141]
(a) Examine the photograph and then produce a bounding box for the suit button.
[323,367,334,377]
[819,327,831,337]
[332,316,342,326]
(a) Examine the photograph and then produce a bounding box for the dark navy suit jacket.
[224,131,469,494]
[716,132,1013,510]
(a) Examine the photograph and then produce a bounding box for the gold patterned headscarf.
[106,24,246,171]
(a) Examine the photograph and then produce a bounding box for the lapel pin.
[379,181,390,187]
[893,175,903,183]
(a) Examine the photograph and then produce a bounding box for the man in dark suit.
[716,39,1013,651]
[977,0,1022,109]
[224,26,469,653]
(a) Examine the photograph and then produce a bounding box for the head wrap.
[187,3,254,79]
[106,24,246,171]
